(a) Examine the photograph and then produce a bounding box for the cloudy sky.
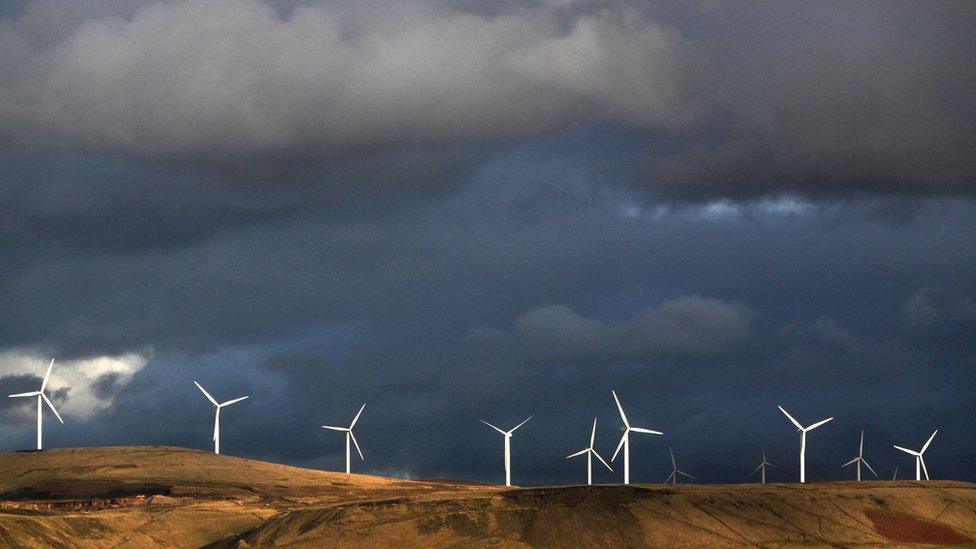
[0,0,974,485]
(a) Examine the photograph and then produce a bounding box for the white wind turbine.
[664,447,694,485]
[194,381,249,455]
[481,415,533,487]
[611,390,662,485]
[752,449,774,484]
[323,403,366,474]
[893,429,937,481]
[778,405,833,483]
[8,359,63,450]
[842,429,877,481]
[567,418,612,485]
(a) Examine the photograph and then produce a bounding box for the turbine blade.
[892,445,919,456]
[670,447,676,468]
[806,417,833,431]
[40,359,55,392]
[42,393,64,424]
[213,410,219,441]
[510,415,533,433]
[678,470,694,479]
[921,429,938,454]
[752,463,763,476]
[842,457,858,467]
[590,418,597,448]
[611,432,627,462]
[349,430,364,461]
[862,459,878,478]
[778,405,803,430]
[8,391,41,398]
[322,425,348,431]
[859,429,864,456]
[665,471,675,484]
[566,448,588,459]
[766,462,775,468]
[920,457,929,480]
[220,396,249,407]
[480,420,506,435]
[593,449,613,471]
[194,381,219,406]
[612,390,630,428]
[350,403,366,429]
[630,427,663,435]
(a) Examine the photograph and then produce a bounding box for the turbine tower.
[893,429,938,481]
[752,449,774,484]
[481,415,532,487]
[323,403,366,474]
[566,418,612,485]
[8,359,63,450]
[194,381,249,455]
[610,390,663,484]
[778,405,833,483]
[664,447,694,484]
[842,429,877,481]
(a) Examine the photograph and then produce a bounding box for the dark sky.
[0,0,974,486]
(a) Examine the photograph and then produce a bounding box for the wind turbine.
[323,403,366,474]
[664,447,694,484]
[8,359,63,450]
[842,429,877,481]
[778,405,833,483]
[610,390,663,484]
[567,418,612,485]
[893,429,937,481]
[752,449,774,484]
[481,415,532,487]
[892,466,899,480]
[194,381,249,455]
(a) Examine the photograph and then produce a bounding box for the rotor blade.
[592,449,613,471]
[805,417,833,431]
[669,447,676,468]
[220,395,249,407]
[766,461,775,467]
[921,429,938,454]
[892,445,919,456]
[778,405,803,430]
[842,457,858,468]
[612,390,630,428]
[611,432,627,462]
[590,418,597,448]
[322,425,348,432]
[349,431,364,461]
[510,415,533,433]
[566,448,588,459]
[8,391,41,398]
[752,463,763,476]
[678,470,694,479]
[213,410,219,441]
[40,359,55,392]
[665,471,675,484]
[920,457,929,480]
[862,459,878,478]
[42,393,64,424]
[194,381,219,406]
[859,429,864,456]
[630,427,663,435]
[480,420,506,435]
[350,403,366,429]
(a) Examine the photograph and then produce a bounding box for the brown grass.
[864,508,972,545]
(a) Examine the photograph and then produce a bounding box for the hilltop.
[0,447,973,547]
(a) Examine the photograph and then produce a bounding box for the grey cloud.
[0,0,695,159]
[901,287,976,331]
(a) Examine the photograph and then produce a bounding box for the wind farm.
[0,0,974,546]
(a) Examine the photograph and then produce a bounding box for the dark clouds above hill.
[0,1,974,484]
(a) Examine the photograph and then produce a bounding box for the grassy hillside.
[0,447,973,547]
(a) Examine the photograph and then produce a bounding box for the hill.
[0,447,974,547]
